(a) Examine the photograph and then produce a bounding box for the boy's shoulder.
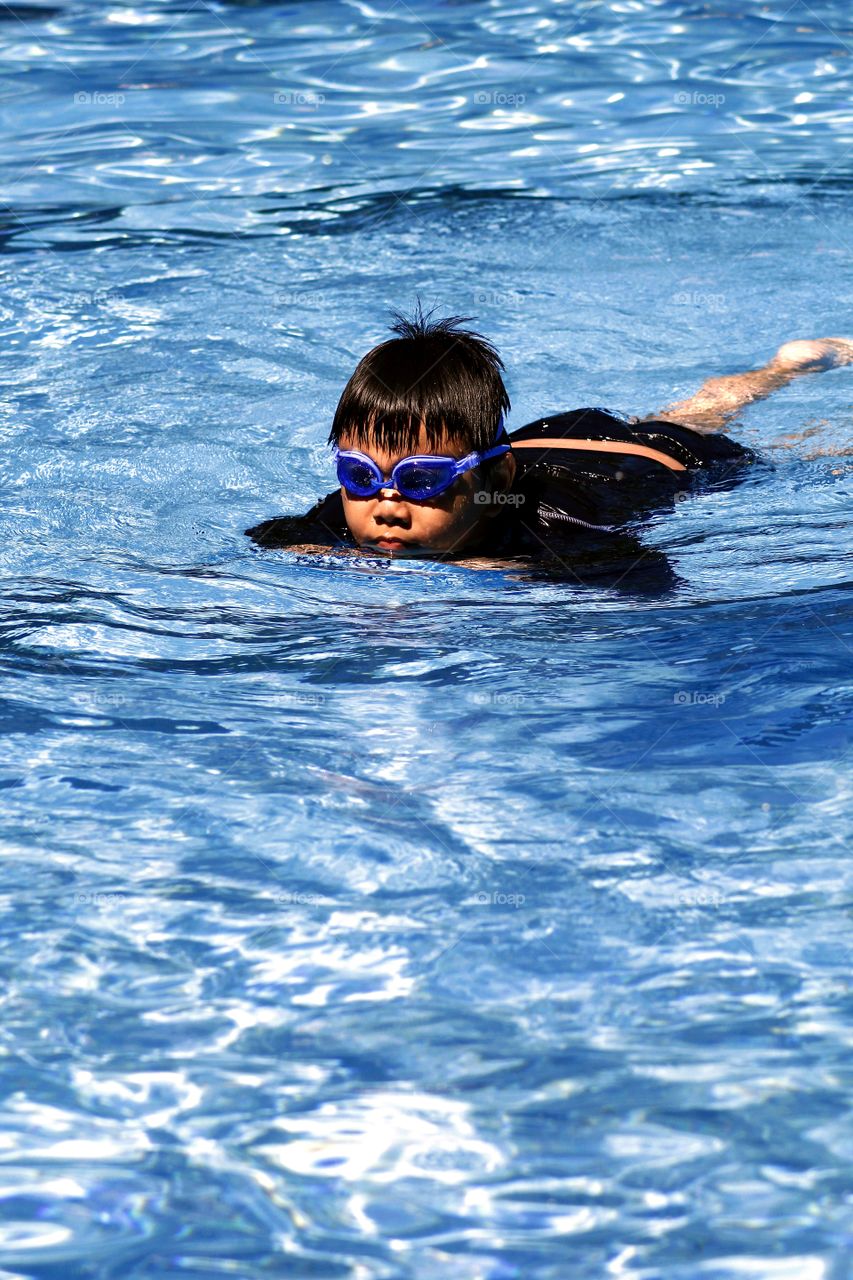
[498,405,759,544]
[508,406,755,469]
[245,488,350,549]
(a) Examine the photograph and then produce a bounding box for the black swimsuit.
[245,408,758,568]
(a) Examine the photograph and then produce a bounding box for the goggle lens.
[336,456,380,496]
[394,461,454,498]
[337,455,457,500]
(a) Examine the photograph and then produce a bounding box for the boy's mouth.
[371,537,416,551]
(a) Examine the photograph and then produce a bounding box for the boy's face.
[337,423,516,558]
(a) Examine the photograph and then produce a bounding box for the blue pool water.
[2,1,853,1276]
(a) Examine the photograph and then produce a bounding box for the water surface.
[2,1,853,1277]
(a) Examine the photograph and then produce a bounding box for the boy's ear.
[478,450,517,520]
[493,450,516,492]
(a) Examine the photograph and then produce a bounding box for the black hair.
[327,299,511,455]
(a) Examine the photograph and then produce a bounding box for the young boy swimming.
[245,304,853,567]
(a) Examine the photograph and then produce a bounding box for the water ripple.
[0,0,849,246]
[3,2,853,1277]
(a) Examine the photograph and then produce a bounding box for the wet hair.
[327,299,511,456]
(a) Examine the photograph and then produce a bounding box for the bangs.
[328,304,511,457]
[334,407,471,456]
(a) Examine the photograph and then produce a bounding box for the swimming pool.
[2,1,853,1276]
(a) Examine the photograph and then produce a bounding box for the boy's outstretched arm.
[642,337,853,433]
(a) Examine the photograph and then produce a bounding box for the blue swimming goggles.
[333,417,511,501]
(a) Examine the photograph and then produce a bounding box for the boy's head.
[327,303,516,556]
